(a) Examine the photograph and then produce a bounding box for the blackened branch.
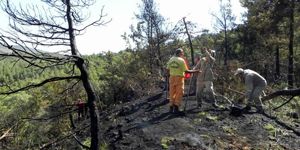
[0,76,81,95]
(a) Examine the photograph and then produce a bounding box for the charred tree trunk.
[224,23,228,67]
[288,0,295,89]
[262,88,300,102]
[155,39,164,77]
[183,17,194,66]
[78,62,100,150]
[241,27,246,62]
[275,45,280,80]
[66,0,99,149]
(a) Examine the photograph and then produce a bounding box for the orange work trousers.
[169,76,185,107]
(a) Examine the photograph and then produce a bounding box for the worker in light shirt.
[193,47,218,108]
[234,68,267,113]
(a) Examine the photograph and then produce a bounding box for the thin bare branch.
[273,96,295,111]
[72,134,90,149]
[59,80,81,95]
[21,109,77,121]
[0,126,14,141]
[0,76,81,95]
[75,6,111,33]
[39,125,90,149]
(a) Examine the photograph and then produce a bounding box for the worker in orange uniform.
[166,48,200,114]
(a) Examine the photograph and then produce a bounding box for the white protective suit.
[235,68,267,110]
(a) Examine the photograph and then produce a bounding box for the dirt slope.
[99,92,300,150]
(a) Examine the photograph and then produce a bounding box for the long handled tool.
[165,74,169,100]
[184,73,194,112]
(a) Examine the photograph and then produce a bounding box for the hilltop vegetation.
[0,49,299,149]
[0,0,300,149]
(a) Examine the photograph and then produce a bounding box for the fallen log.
[262,88,300,102]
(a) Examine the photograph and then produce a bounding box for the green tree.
[212,0,236,67]
[129,0,173,76]
[240,0,299,86]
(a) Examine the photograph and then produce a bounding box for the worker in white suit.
[234,68,267,113]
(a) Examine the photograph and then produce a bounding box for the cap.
[175,48,183,56]
[234,68,244,75]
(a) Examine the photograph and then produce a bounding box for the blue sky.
[0,0,246,55]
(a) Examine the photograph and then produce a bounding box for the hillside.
[97,92,300,150]
[0,45,11,54]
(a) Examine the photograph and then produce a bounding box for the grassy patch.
[160,136,174,149]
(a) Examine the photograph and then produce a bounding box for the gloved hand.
[205,49,210,56]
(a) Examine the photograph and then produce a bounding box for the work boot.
[197,100,202,108]
[243,105,251,112]
[173,105,185,116]
[173,105,179,113]
[256,106,264,114]
[169,105,174,113]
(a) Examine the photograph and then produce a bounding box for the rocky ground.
[98,92,300,150]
